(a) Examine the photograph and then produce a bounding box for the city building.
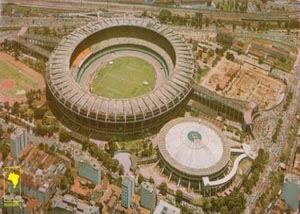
[24,199,41,214]
[51,194,99,214]
[10,127,28,159]
[21,173,56,206]
[121,174,135,208]
[153,200,181,214]
[140,181,156,211]
[280,174,300,213]
[78,157,101,185]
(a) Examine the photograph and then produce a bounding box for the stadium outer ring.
[47,17,194,135]
[158,117,231,177]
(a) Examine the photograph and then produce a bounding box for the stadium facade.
[157,117,242,195]
[47,18,195,138]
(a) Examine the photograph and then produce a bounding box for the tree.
[192,41,198,52]
[205,17,210,27]
[158,9,172,24]
[44,27,50,35]
[59,129,71,143]
[290,19,300,29]
[149,143,153,155]
[149,176,154,184]
[11,102,20,115]
[181,206,193,214]
[0,140,10,160]
[142,10,147,17]
[34,108,45,120]
[4,114,10,124]
[208,49,215,57]
[196,50,202,59]
[14,49,20,61]
[61,176,68,190]
[0,125,3,139]
[138,174,144,185]
[202,199,212,212]
[37,162,44,169]
[107,158,119,173]
[191,13,203,28]
[242,21,246,29]
[141,149,150,157]
[175,189,183,204]
[107,141,117,154]
[98,203,103,212]
[4,102,10,111]
[226,52,235,61]
[119,165,124,176]
[159,182,168,195]
[220,206,229,214]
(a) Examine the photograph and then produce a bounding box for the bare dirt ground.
[201,58,286,110]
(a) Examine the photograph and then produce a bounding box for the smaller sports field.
[0,60,39,99]
[90,56,156,99]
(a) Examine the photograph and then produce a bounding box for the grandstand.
[47,18,195,138]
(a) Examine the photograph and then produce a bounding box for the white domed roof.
[158,118,231,177]
[165,121,224,169]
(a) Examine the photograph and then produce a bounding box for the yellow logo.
[3,166,22,207]
[8,172,19,190]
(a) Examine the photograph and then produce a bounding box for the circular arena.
[158,117,231,194]
[47,18,195,137]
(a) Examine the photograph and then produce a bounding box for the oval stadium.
[47,18,195,137]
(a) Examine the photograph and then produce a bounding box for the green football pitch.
[0,60,39,98]
[90,57,156,99]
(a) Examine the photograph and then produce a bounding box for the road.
[3,0,298,21]
[0,117,57,146]
[245,39,300,214]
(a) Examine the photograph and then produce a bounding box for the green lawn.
[90,57,156,99]
[0,60,39,98]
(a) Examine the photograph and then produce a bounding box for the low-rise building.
[78,157,101,185]
[24,199,41,214]
[21,173,56,206]
[51,194,100,214]
[153,200,181,214]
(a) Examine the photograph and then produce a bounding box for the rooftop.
[153,200,180,214]
[52,194,99,214]
[281,181,300,211]
[158,118,230,176]
[25,199,41,211]
[10,127,26,141]
[141,181,155,193]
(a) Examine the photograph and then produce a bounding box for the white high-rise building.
[121,174,135,208]
[10,128,28,159]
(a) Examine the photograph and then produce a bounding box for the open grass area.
[90,57,156,99]
[0,60,39,98]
